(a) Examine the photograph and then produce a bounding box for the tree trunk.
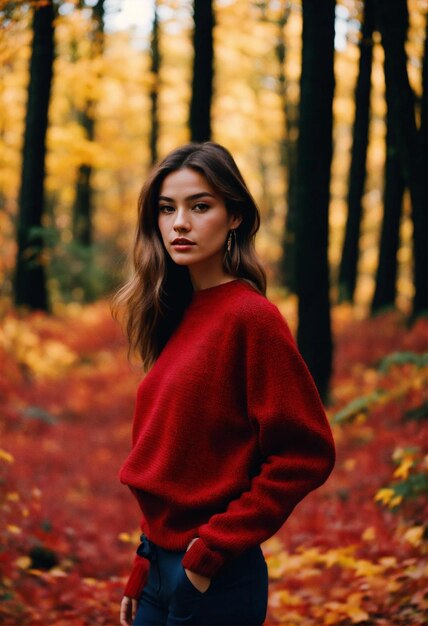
[14,2,54,311]
[72,0,105,247]
[276,6,299,293]
[189,0,214,142]
[371,107,405,313]
[295,0,335,401]
[413,19,427,316]
[339,0,374,303]
[374,0,427,317]
[149,0,160,165]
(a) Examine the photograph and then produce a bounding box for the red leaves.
[0,303,427,624]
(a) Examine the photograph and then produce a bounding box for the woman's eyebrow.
[158,192,216,202]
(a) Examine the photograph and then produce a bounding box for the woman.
[112,142,335,626]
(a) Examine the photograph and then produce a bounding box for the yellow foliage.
[15,556,32,569]
[375,488,400,507]
[118,528,142,546]
[393,456,415,480]
[6,492,20,502]
[0,317,78,379]
[49,568,68,578]
[0,449,14,463]
[353,559,384,578]
[325,593,369,624]
[362,526,376,541]
[272,589,303,608]
[7,524,22,534]
[403,526,424,548]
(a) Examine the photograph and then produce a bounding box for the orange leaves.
[1,303,427,624]
[0,449,14,463]
[324,593,369,624]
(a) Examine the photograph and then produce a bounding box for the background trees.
[294,0,336,399]
[13,1,55,312]
[189,0,214,141]
[1,3,427,624]
[1,0,426,381]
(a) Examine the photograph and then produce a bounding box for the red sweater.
[119,279,335,599]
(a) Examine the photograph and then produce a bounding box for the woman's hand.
[120,595,137,626]
[184,537,211,592]
[184,568,211,592]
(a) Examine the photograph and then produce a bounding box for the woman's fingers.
[120,596,133,626]
[132,598,138,621]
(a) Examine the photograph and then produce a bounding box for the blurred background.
[0,1,427,624]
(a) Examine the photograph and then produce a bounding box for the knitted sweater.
[119,279,335,599]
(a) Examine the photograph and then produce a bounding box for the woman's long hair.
[110,141,267,371]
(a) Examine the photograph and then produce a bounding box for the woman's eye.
[193,203,210,212]
[159,205,175,213]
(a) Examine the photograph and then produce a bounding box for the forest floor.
[0,298,427,625]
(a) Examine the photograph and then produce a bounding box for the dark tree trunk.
[14,2,54,311]
[295,0,335,401]
[276,6,299,293]
[374,0,427,317]
[149,1,160,165]
[338,0,374,303]
[72,0,105,247]
[371,108,405,313]
[189,0,214,142]
[413,19,428,316]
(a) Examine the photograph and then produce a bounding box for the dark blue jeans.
[132,535,268,625]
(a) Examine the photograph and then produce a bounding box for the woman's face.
[157,167,242,273]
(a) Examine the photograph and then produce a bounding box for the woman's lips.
[171,238,195,250]
[172,243,195,251]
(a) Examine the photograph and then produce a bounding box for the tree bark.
[295,0,335,401]
[371,108,405,313]
[72,0,105,247]
[413,18,428,316]
[339,0,374,303]
[276,5,299,293]
[374,0,427,317]
[149,0,160,165]
[189,0,214,142]
[14,1,54,311]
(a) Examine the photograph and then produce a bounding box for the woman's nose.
[173,208,191,231]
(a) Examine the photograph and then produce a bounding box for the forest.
[0,0,427,624]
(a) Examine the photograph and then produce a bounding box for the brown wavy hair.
[110,141,266,371]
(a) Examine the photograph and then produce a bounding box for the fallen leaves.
[0,303,427,624]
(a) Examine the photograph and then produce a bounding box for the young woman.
[112,142,335,626]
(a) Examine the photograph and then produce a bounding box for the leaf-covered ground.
[0,300,427,625]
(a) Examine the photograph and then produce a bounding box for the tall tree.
[295,0,336,401]
[72,0,105,247]
[13,1,55,311]
[189,0,214,141]
[149,0,160,165]
[338,0,374,303]
[414,18,428,316]
[373,0,427,317]
[276,3,299,293]
[371,108,405,313]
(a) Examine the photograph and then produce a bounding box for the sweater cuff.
[181,538,227,578]
[123,554,149,599]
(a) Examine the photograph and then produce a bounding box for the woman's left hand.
[184,568,211,593]
[184,537,211,592]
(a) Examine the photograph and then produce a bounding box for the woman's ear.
[230,214,243,229]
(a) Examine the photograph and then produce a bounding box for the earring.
[227,230,233,254]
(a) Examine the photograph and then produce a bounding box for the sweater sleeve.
[123,512,150,599]
[181,302,335,578]
[123,552,149,599]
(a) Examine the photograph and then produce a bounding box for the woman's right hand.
[120,595,138,626]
